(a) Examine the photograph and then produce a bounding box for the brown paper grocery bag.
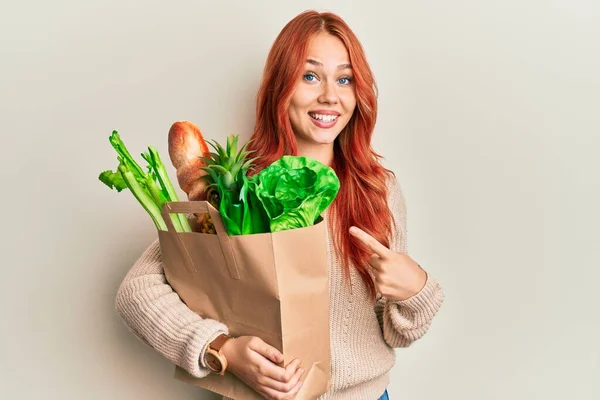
[157,200,331,400]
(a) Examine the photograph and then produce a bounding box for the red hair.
[247,10,394,300]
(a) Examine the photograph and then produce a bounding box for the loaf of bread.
[167,120,209,201]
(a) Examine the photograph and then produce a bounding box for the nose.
[318,80,339,105]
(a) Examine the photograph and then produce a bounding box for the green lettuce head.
[252,155,340,232]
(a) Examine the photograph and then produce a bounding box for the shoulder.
[384,171,406,209]
[385,170,407,226]
[383,170,408,252]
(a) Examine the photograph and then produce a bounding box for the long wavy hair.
[246,10,394,300]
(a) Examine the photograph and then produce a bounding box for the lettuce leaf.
[252,156,340,232]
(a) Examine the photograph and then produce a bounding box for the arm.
[374,174,445,348]
[115,238,306,399]
[115,238,228,378]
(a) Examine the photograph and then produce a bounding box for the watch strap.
[210,333,231,352]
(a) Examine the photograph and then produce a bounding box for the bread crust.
[167,121,209,201]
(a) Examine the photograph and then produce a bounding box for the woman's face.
[288,32,357,148]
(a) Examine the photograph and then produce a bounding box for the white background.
[1,1,598,399]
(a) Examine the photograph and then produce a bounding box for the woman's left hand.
[349,226,427,302]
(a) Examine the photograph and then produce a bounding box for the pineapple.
[197,134,256,233]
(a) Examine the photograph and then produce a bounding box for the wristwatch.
[204,333,233,375]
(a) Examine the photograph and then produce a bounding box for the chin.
[312,129,342,144]
[294,124,344,147]
[308,137,337,146]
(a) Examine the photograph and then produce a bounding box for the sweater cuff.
[198,328,229,370]
[395,271,445,315]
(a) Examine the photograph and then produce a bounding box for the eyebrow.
[306,59,352,70]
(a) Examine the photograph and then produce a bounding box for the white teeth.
[309,113,338,122]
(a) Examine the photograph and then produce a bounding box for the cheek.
[290,88,313,110]
[341,92,357,114]
[289,98,308,119]
[287,100,301,122]
[288,99,307,132]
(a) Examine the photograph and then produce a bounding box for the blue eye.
[338,77,352,85]
[303,73,317,82]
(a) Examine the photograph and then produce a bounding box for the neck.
[295,141,335,167]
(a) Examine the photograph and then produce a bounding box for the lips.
[309,109,340,117]
[309,112,339,129]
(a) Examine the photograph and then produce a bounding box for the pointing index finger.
[349,226,391,259]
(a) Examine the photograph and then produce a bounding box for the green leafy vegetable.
[241,173,270,234]
[250,155,340,232]
[99,130,191,232]
[209,151,339,235]
[98,169,127,192]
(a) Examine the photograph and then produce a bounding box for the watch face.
[206,352,222,372]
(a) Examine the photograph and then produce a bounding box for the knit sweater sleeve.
[115,238,229,378]
[374,174,445,348]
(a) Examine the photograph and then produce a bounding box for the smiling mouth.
[308,112,339,123]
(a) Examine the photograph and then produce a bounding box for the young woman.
[116,10,445,400]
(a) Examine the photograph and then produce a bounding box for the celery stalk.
[109,131,146,180]
[118,164,167,231]
[99,130,192,233]
[143,147,192,232]
[144,175,183,232]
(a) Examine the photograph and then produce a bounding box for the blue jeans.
[378,389,389,400]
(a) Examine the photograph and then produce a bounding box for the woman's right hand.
[221,336,304,400]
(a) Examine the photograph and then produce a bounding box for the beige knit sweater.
[115,174,445,400]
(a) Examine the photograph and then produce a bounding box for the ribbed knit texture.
[115,174,445,399]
